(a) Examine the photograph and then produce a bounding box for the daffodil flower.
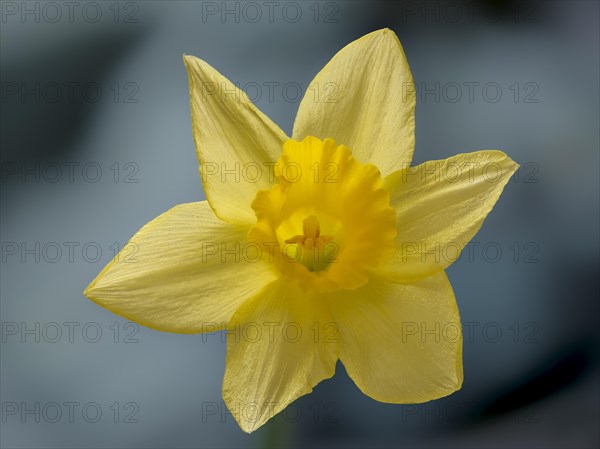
[85,29,518,433]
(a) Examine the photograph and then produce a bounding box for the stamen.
[285,215,332,248]
[284,216,334,271]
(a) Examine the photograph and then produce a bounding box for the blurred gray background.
[1,0,598,448]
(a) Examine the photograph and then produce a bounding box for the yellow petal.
[292,29,415,176]
[184,55,289,225]
[381,150,519,281]
[222,279,338,433]
[84,202,276,333]
[325,271,462,403]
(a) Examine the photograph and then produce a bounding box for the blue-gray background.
[1,1,598,448]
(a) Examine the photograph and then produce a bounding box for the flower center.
[284,215,334,272]
[248,136,397,293]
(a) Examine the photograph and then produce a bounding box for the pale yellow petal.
[292,29,415,175]
[381,150,519,281]
[222,279,338,432]
[84,202,276,333]
[325,271,462,403]
[184,55,289,225]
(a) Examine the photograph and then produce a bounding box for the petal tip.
[371,27,394,36]
[83,272,104,301]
